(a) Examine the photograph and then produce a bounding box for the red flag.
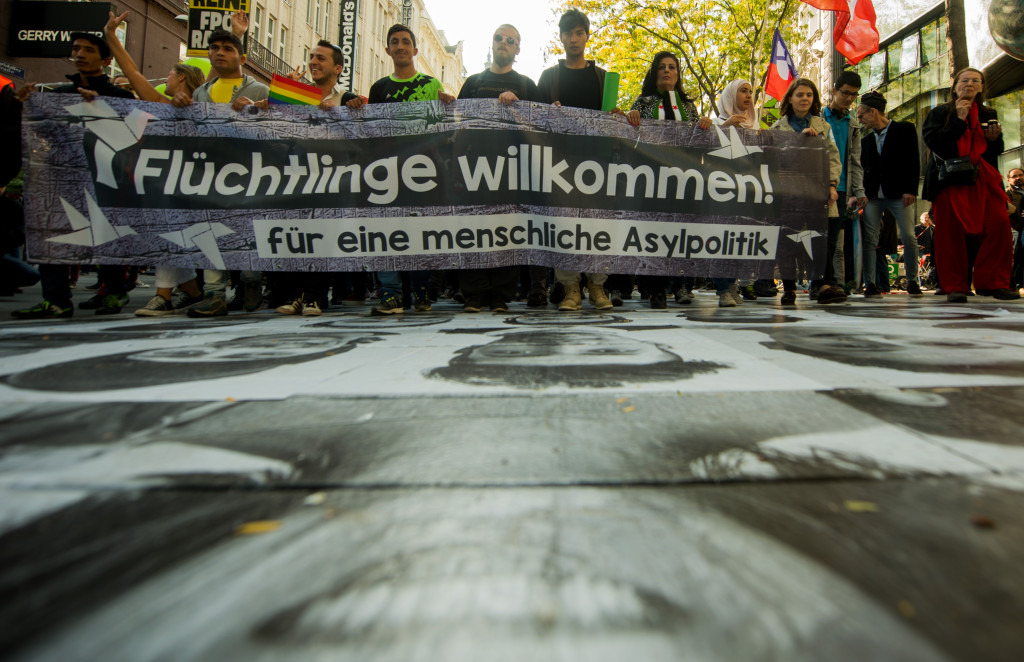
[765,29,798,101]
[800,0,879,64]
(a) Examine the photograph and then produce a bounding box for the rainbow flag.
[268,74,322,105]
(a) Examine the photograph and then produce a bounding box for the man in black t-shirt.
[536,10,613,311]
[456,24,541,312]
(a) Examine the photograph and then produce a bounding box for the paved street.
[2,278,1024,661]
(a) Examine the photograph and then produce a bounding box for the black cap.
[69,32,111,59]
[860,91,886,112]
[208,29,244,54]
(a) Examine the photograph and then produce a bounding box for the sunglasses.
[493,35,517,45]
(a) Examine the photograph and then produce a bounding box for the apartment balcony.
[244,38,298,83]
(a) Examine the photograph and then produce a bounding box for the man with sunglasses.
[456,24,541,312]
[821,70,865,302]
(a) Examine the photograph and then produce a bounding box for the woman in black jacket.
[922,67,1018,302]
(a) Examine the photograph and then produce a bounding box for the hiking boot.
[242,281,264,312]
[649,291,667,309]
[740,285,758,300]
[526,288,548,307]
[816,285,848,304]
[372,294,404,316]
[95,293,129,315]
[589,284,613,310]
[302,300,322,316]
[907,281,923,297]
[549,281,566,304]
[135,295,174,317]
[718,291,737,307]
[79,292,105,309]
[780,290,797,306]
[187,293,228,317]
[674,288,693,305]
[609,289,624,307]
[276,299,304,315]
[12,300,72,319]
[728,283,744,305]
[559,283,582,311]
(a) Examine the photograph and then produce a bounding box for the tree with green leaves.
[548,0,802,118]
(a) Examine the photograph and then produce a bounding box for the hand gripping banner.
[21,95,830,278]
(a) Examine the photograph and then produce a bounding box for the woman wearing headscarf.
[922,67,1018,302]
[710,79,758,306]
[625,52,711,308]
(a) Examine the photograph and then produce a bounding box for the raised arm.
[104,11,168,103]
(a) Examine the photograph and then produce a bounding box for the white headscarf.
[717,79,758,129]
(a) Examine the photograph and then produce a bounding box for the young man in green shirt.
[367,24,453,315]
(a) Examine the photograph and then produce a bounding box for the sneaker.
[649,291,667,309]
[780,290,797,306]
[95,293,129,315]
[187,293,228,317]
[863,284,882,299]
[728,283,744,305]
[526,288,548,308]
[906,281,923,297]
[12,300,72,319]
[718,292,737,307]
[559,283,582,311]
[589,284,613,310]
[463,297,484,313]
[79,292,105,309]
[242,281,264,312]
[609,289,624,307]
[816,285,848,304]
[135,295,174,317]
[740,285,758,301]
[276,299,304,315]
[946,292,968,304]
[302,300,322,316]
[372,294,404,316]
[753,281,779,298]
[172,292,204,312]
[549,281,566,305]
[414,294,432,312]
[674,288,693,305]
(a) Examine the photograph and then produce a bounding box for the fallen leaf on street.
[235,520,281,535]
[844,500,879,512]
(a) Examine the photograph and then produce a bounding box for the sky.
[423,0,560,82]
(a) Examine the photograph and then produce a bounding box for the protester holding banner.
[710,78,758,306]
[770,78,844,306]
[922,67,1018,302]
[12,32,136,319]
[535,10,617,312]
[456,23,542,313]
[366,24,454,315]
[624,51,712,308]
[170,28,268,317]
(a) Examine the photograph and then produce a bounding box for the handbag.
[936,154,979,186]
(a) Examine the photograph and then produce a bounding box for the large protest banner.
[21,95,830,278]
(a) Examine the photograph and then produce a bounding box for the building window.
[306,0,312,25]
[268,16,275,51]
[254,5,263,42]
[315,0,322,33]
[325,2,331,39]
[279,27,286,60]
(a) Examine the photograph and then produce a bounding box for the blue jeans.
[377,270,429,300]
[862,197,918,287]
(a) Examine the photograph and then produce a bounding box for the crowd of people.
[3,9,1022,320]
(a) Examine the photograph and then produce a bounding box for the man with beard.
[456,24,541,313]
